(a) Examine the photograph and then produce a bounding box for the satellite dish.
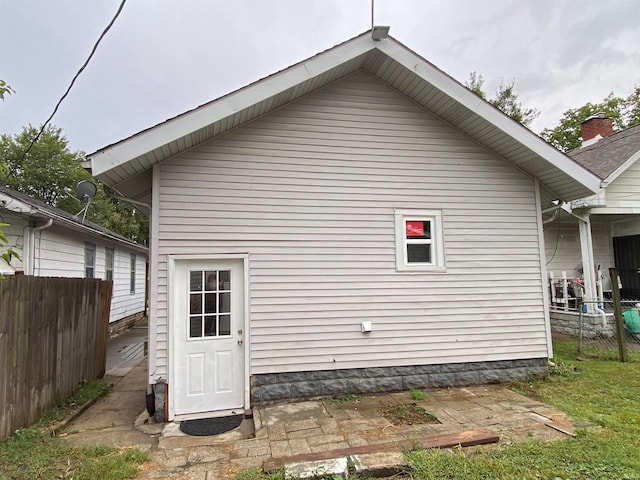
[76,180,97,204]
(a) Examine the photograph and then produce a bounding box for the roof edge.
[89,31,378,176]
[603,148,640,186]
[0,186,148,252]
[375,39,601,198]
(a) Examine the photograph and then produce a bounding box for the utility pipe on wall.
[29,219,53,275]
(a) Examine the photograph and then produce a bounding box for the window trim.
[130,253,136,294]
[394,209,445,272]
[84,242,96,278]
[105,247,114,281]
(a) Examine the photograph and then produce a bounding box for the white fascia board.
[377,40,601,197]
[587,206,640,215]
[90,36,377,177]
[602,148,640,187]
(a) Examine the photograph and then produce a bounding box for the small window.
[130,253,136,294]
[105,248,114,281]
[395,209,445,271]
[84,242,96,278]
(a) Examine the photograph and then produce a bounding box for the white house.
[545,116,640,336]
[0,185,148,331]
[88,30,599,422]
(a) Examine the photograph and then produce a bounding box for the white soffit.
[89,32,600,202]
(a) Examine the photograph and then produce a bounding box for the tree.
[1,79,18,275]
[0,125,148,244]
[624,85,640,127]
[465,71,540,128]
[0,79,14,101]
[540,86,640,152]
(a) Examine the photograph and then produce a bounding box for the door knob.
[237,339,243,345]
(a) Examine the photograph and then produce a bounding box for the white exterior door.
[172,258,245,418]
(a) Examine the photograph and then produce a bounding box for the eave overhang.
[88,31,600,203]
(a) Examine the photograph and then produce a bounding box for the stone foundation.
[108,312,145,337]
[550,311,615,338]
[251,358,548,403]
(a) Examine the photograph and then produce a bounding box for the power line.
[18,0,127,162]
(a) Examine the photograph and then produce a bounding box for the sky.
[1,0,639,154]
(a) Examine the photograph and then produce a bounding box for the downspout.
[29,219,53,275]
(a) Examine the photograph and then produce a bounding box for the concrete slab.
[259,401,330,427]
[61,335,578,480]
[351,451,406,477]
[284,457,348,480]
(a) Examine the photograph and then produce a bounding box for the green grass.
[410,388,427,401]
[36,379,112,428]
[234,338,640,480]
[324,393,362,404]
[0,380,147,480]
[404,338,640,479]
[414,404,438,422]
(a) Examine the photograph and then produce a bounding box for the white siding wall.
[1,217,146,323]
[0,216,25,271]
[105,248,147,322]
[156,72,549,377]
[606,160,640,209]
[36,226,86,277]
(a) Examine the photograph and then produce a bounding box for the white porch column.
[578,213,597,312]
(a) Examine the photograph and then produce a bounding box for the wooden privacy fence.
[0,276,112,441]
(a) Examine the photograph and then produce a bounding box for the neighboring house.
[544,115,640,336]
[88,30,599,422]
[0,185,148,331]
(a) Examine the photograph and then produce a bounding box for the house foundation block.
[251,358,547,403]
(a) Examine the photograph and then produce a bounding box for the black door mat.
[179,414,243,436]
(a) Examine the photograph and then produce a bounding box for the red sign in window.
[406,221,424,237]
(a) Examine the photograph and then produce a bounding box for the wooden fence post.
[609,267,628,363]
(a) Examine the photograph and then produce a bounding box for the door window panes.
[188,269,232,339]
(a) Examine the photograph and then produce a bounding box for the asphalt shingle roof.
[0,185,147,250]
[569,123,640,180]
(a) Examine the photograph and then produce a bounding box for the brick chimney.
[581,112,613,146]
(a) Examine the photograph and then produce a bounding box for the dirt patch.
[378,402,440,426]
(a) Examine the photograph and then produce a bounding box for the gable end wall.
[154,72,548,380]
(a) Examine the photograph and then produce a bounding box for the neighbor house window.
[130,253,136,294]
[105,248,114,281]
[84,242,96,278]
[394,209,445,271]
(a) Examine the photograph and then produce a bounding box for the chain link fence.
[551,299,640,362]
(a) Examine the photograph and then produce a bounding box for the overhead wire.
[16,0,128,164]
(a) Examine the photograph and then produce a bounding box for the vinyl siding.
[606,160,640,209]
[1,217,146,323]
[0,217,25,271]
[156,72,548,377]
[105,248,147,322]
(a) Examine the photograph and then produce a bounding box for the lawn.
[236,338,640,480]
[404,339,640,479]
[0,379,147,480]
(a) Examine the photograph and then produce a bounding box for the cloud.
[1,0,638,151]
